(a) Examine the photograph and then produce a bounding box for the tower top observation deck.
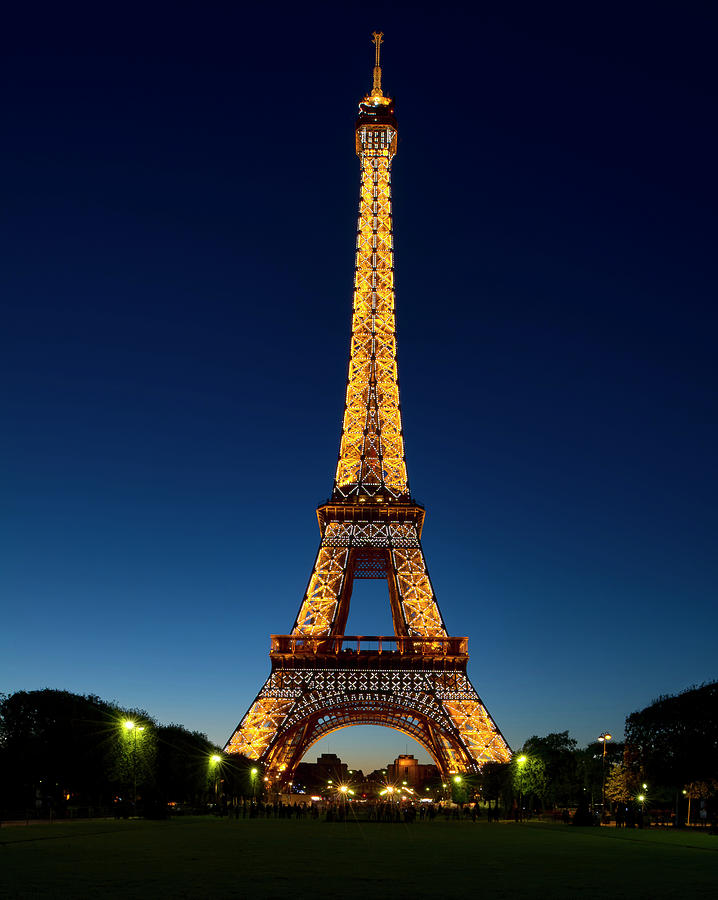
[356,32,397,140]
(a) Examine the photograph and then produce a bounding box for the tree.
[155,724,218,808]
[684,780,717,801]
[512,754,546,812]
[520,732,579,808]
[0,689,214,817]
[116,711,158,811]
[0,689,128,812]
[683,778,718,824]
[576,740,625,806]
[480,762,511,807]
[625,682,718,789]
[604,762,641,806]
[451,775,469,805]
[221,755,264,802]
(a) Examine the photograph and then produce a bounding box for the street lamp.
[338,783,352,816]
[639,784,648,817]
[516,755,527,821]
[598,732,612,817]
[123,721,144,809]
[210,754,222,800]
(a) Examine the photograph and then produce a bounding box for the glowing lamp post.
[451,774,462,809]
[638,783,648,818]
[339,783,352,817]
[598,732,612,816]
[210,754,222,799]
[123,721,145,809]
[516,756,527,821]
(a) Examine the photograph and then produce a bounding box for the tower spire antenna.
[371,31,384,96]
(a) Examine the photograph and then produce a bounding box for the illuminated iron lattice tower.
[225,34,511,779]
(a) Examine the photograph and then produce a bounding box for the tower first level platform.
[229,636,508,779]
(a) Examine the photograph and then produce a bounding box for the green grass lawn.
[1,817,716,899]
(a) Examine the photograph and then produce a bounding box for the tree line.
[0,689,258,818]
[2,681,715,822]
[478,681,717,823]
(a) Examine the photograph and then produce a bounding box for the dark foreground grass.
[1,817,716,899]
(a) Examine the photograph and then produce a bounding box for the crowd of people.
[219,799,501,823]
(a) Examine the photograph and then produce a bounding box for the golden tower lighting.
[224,34,511,780]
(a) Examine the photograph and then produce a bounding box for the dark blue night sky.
[2,2,716,770]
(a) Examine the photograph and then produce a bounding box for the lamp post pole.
[598,732,612,819]
[123,721,144,810]
[210,755,222,802]
[453,775,463,814]
[386,785,395,817]
[516,756,527,822]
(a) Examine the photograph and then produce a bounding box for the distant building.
[387,754,438,792]
[294,753,348,794]
[315,753,348,785]
[294,753,439,797]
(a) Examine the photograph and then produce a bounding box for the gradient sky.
[2,2,716,773]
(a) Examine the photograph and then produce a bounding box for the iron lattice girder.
[225,664,510,778]
[334,130,407,500]
[289,515,447,640]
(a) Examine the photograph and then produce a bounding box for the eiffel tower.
[225,34,511,780]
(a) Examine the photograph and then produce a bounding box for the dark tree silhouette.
[625,682,718,788]
[0,690,128,812]
[0,689,224,817]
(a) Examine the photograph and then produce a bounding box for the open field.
[1,817,716,899]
